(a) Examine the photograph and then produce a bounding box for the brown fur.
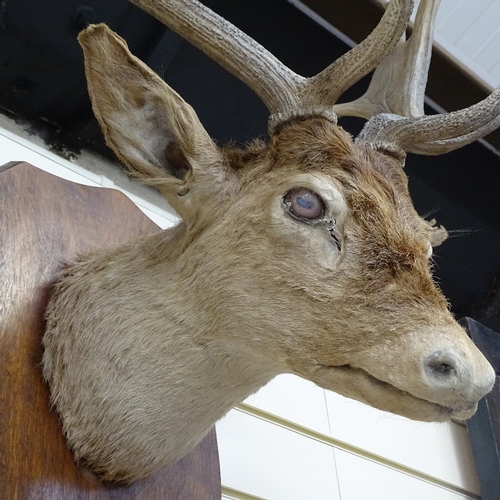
[43,25,494,483]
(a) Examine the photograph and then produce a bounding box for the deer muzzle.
[304,323,496,422]
[422,347,495,420]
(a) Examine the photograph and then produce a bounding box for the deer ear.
[78,24,223,218]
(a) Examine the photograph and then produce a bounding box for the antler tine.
[131,0,305,116]
[131,0,414,131]
[306,0,415,111]
[332,0,440,120]
[370,86,500,155]
[351,0,500,156]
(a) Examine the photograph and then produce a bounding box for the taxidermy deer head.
[43,0,498,483]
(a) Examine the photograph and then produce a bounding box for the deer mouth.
[313,363,461,422]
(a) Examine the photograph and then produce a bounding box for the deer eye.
[283,188,325,222]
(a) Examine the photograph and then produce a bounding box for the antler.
[332,0,440,119]
[130,0,414,130]
[338,0,500,155]
[130,0,500,154]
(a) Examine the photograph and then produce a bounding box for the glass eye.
[283,188,325,221]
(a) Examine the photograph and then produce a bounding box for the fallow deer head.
[43,0,498,482]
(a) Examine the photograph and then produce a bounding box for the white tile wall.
[335,449,476,500]
[239,375,480,497]
[325,391,480,495]
[244,374,331,435]
[436,0,495,45]
[432,0,464,25]
[413,0,500,89]
[454,1,500,60]
[1,121,482,500]
[217,409,340,500]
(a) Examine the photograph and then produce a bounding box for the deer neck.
[115,223,279,403]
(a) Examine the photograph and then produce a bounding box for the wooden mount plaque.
[0,162,221,500]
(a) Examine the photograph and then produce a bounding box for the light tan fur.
[43,24,494,483]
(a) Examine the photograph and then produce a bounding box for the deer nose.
[424,351,460,386]
[424,348,495,406]
[423,348,495,420]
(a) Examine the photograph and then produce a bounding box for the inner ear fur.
[78,24,223,215]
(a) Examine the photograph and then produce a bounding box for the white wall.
[0,120,481,500]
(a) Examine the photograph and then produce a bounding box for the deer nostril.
[425,351,458,381]
[430,361,453,375]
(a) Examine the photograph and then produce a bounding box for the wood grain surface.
[0,162,221,500]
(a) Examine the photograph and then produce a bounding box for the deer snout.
[423,348,495,417]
